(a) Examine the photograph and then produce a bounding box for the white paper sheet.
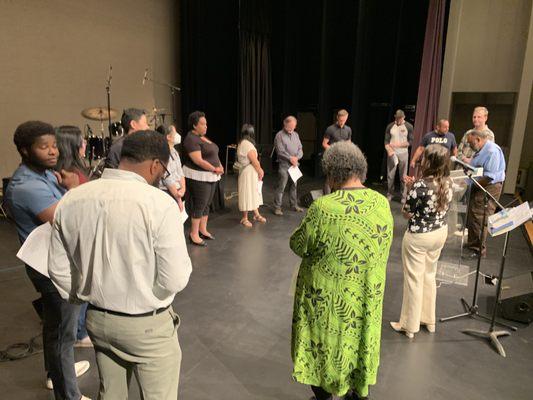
[488,202,532,236]
[16,222,52,278]
[257,180,263,195]
[288,166,303,183]
[181,201,188,224]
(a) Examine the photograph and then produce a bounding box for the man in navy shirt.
[5,121,90,400]
[409,119,457,170]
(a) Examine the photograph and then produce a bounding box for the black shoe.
[189,236,207,247]
[462,249,480,260]
[199,232,215,240]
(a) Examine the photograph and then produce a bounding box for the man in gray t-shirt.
[322,109,352,194]
[384,109,414,203]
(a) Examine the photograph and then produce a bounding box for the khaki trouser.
[86,307,182,400]
[386,151,409,200]
[399,226,448,333]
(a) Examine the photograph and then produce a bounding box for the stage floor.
[0,174,532,400]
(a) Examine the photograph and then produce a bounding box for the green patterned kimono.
[290,188,393,397]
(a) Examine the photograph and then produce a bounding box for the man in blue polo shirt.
[409,119,457,170]
[5,120,90,400]
[464,129,506,258]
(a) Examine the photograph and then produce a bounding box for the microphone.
[142,68,148,85]
[451,156,477,172]
[86,124,93,135]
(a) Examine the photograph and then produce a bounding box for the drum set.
[81,106,169,160]
[82,65,179,177]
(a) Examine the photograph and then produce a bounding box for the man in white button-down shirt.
[49,130,192,400]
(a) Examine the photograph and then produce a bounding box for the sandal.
[240,218,253,228]
[253,215,267,223]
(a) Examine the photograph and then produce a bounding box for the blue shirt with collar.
[470,140,506,184]
[5,164,66,242]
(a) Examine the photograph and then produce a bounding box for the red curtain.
[411,0,447,175]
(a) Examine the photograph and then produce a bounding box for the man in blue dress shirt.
[465,129,506,257]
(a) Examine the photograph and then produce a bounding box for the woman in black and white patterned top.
[390,144,453,339]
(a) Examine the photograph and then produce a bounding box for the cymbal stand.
[146,76,181,124]
[105,65,113,147]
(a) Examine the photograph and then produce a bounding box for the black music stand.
[462,200,532,356]
[440,171,516,332]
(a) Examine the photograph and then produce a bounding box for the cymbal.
[81,107,118,121]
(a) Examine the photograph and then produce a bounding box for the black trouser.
[26,266,82,400]
[311,386,332,400]
[466,182,502,253]
[311,385,368,400]
[186,179,217,218]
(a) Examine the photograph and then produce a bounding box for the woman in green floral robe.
[290,142,393,400]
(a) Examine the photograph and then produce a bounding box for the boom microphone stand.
[440,169,517,332]
[143,70,181,124]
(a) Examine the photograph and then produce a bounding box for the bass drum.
[87,136,105,159]
[109,121,124,136]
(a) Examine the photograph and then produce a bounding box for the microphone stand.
[106,66,113,149]
[146,77,181,124]
[440,168,517,333]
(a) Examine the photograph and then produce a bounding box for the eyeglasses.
[156,159,171,180]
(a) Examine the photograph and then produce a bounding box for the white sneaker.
[46,360,90,390]
[81,396,92,400]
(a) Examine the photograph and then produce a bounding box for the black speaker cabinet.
[499,271,533,324]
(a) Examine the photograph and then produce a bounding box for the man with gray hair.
[273,115,303,215]
[464,128,506,258]
[384,109,413,202]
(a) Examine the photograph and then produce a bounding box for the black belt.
[88,304,170,318]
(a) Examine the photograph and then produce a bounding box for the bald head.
[436,119,449,135]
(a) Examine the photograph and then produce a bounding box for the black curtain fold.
[238,0,273,145]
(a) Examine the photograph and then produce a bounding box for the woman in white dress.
[236,124,266,227]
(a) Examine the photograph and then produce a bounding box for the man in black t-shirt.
[322,109,352,194]
[410,119,457,169]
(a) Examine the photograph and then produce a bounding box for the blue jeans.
[77,303,89,340]
[26,266,82,400]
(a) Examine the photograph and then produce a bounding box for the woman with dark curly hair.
[390,144,453,339]
[290,141,393,400]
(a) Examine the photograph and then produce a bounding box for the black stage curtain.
[180,0,238,150]
[179,0,447,181]
[238,0,273,146]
